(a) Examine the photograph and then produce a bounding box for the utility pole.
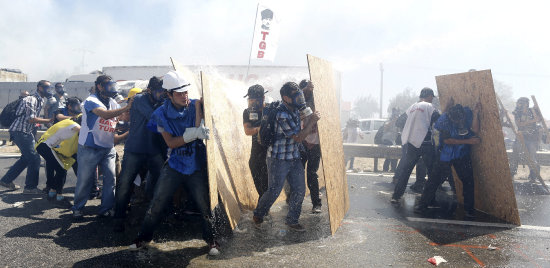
[379,63,384,119]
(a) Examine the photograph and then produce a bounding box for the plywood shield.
[435,70,520,225]
[307,54,349,234]
[201,72,219,211]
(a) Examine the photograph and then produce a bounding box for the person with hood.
[128,71,219,256]
[71,75,132,219]
[0,80,54,193]
[113,76,168,232]
[415,102,481,218]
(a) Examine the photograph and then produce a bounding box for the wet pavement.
[0,155,550,267]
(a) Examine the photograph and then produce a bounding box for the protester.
[510,97,541,182]
[415,103,481,218]
[43,85,59,121]
[380,109,400,172]
[35,116,81,206]
[54,83,68,109]
[128,71,219,255]
[253,82,321,232]
[0,80,53,193]
[391,87,439,203]
[299,79,322,213]
[113,77,167,232]
[53,97,82,124]
[343,119,363,172]
[71,75,132,219]
[242,84,269,198]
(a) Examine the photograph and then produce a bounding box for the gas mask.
[151,87,167,104]
[101,81,119,98]
[248,98,263,121]
[41,85,55,98]
[449,106,468,136]
[289,89,312,117]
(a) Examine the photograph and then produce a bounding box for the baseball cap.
[163,71,190,92]
[243,84,266,98]
[419,87,435,98]
[125,87,142,100]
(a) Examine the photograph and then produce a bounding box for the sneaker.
[390,198,399,204]
[208,241,221,256]
[311,205,322,214]
[23,188,43,195]
[73,210,84,220]
[252,215,264,229]
[413,205,427,214]
[129,239,149,250]
[98,210,114,218]
[286,223,306,232]
[465,210,476,219]
[0,181,20,191]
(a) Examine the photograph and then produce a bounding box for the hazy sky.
[1,0,550,116]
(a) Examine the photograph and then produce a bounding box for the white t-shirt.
[401,101,435,148]
[45,123,79,148]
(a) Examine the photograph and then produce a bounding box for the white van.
[357,118,387,144]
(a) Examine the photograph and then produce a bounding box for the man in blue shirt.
[128,71,219,255]
[414,102,481,218]
[113,76,167,232]
[253,82,320,232]
[72,75,132,219]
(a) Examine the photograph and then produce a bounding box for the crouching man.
[415,102,481,218]
[128,71,220,256]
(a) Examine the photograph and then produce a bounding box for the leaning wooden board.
[307,54,350,234]
[200,72,219,211]
[435,70,520,225]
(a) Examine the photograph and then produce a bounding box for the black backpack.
[0,99,22,128]
[257,101,281,147]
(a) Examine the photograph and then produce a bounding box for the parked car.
[357,118,387,144]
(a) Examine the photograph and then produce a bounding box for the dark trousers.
[418,155,475,212]
[113,152,165,219]
[1,131,40,190]
[36,143,77,193]
[137,166,215,243]
[392,143,435,200]
[301,143,322,207]
[249,147,268,198]
[383,159,398,172]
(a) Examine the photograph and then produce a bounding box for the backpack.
[257,101,281,147]
[0,99,22,128]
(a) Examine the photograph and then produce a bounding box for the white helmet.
[163,70,190,92]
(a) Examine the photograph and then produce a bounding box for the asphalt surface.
[1,155,550,267]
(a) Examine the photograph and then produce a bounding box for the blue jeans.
[72,145,116,214]
[137,165,215,243]
[254,158,306,225]
[114,152,164,219]
[1,131,40,190]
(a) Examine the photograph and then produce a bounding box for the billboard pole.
[245,3,260,80]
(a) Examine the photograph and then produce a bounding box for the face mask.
[248,99,263,121]
[290,89,312,117]
[151,88,166,103]
[101,81,119,98]
[55,86,65,95]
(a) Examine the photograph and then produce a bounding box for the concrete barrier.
[343,143,550,166]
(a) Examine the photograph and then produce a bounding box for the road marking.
[407,217,550,231]
[0,153,21,158]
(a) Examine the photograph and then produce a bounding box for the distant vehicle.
[357,118,387,144]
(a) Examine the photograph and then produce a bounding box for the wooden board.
[200,72,219,211]
[435,70,520,225]
[307,54,350,234]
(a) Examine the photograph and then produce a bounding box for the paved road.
[0,156,549,267]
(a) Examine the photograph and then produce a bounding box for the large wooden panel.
[307,54,349,234]
[200,72,219,211]
[435,70,520,225]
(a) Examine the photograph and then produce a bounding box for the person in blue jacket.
[415,102,481,218]
[128,71,220,256]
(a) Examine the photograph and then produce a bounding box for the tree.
[493,79,515,112]
[352,95,379,118]
[387,87,417,115]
